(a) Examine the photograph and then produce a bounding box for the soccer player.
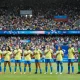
[0,48,2,73]
[24,46,33,74]
[34,46,42,74]
[14,45,22,74]
[55,46,64,74]
[44,45,53,74]
[3,46,12,74]
[77,48,80,74]
[67,44,75,74]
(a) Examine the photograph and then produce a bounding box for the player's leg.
[7,61,12,73]
[35,60,38,74]
[28,62,31,74]
[49,60,53,74]
[68,59,70,74]
[14,60,17,74]
[77,59,80,74]
[44,59,48,74]
[71,62,74,74]
[60,61,63,74]
[24,61,27,74]
[56,61,59,74]
[38,62,42,74]
[4,61,7,73]
[19,61,22,74]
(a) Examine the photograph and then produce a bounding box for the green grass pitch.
[0,63,80,80]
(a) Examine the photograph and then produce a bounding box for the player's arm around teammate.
[14,45,22,74]
[34,46,42,74]
[3,46,12,74]
[44,45,53,74]
[24,46,32,74]
[55,46,64,74]
[67,44,75,74]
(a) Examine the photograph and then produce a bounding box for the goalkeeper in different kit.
[77,48,80,74]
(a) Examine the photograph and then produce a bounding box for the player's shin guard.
[50,66,53,73]
[24,67,26,72]
[0,63,2,72]
[72,66,74,73]
[36,68,38,73]
[9,67,12,72]
[40,68,42,73]
[61,66,63,72]
[45,66,48,73]
[19,66,22,72]
[14,66,17,72]
[29,67,31,72]
[4,67,6,72]
[68,66,70,73]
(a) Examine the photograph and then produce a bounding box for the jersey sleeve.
[14,50,17,54]
[39,50,42,54]
[55,51,58,55]
[24,50,27,54]
[44,49,47,53]
[72,48,74,53]
[18,49,22,54]
[3,51,7,54]
[9,51,12,55]
[30,51,33,55]
[51,49,53,54]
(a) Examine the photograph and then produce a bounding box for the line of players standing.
[0,44,77,74]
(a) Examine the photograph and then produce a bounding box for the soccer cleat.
[14,72,16,74]
[77,72,80,74]
[20,72,22,74]
[34,72,37,74]
[71,72,74,74]
[50,72,52,74]
[24,72,25,74]
[29,72,31,74]
[10,72,12,74]
[44,72,47,74]
[40,72,42,74]
[67,72,70,74]
[60,73,62,74]
[56,72,59,74]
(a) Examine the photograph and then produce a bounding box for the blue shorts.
[68,59,74,63]
[15,60,21,63]
[56,61,63,65]
[24,61,31,64]
[45,59,52,63]
[35,59,40,63]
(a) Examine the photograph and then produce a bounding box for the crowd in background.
[0,0,80,30]
[0,9,80,30]
[0,36,79,51]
